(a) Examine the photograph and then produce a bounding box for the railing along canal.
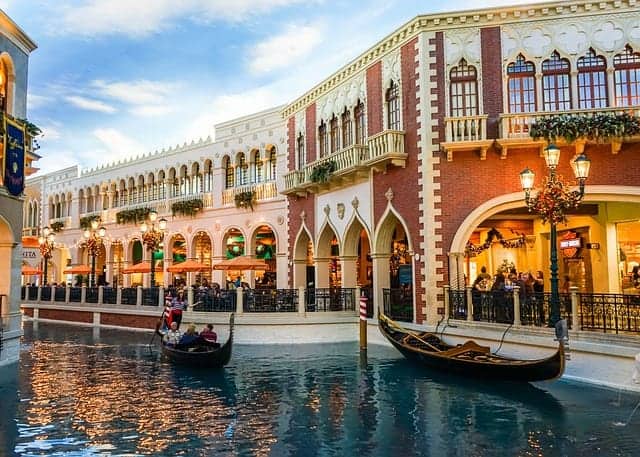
[445,287,640,334]
[382,288,413,323]
[305,288,356,312]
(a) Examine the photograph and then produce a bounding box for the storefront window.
[617,221,640,293]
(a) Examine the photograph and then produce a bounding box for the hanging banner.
[3,117,26,196]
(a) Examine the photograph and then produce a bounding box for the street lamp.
[38,227,55,285]
[83,219,106,287]
[520,144,591,326]
[140,210,167,287]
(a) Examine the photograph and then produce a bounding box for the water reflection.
[0,322,638,456]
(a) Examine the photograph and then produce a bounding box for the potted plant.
[310,161,337,183]
[50,221,64,233]
[171,198,203,217]
[116,207,152,224]
[234,191,257,211]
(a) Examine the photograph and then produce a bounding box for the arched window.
[269,148,277,180]
[204,160,213,192]
[386,80,400,130]
[318,120,328,157]
[0,58,9,114]
[341,108,352,148]
[296,133,305,170]
[157,172,166,199]
[449,59,478,117]
[354,100,366,144]
[252,150,263,183]
[330,115,339,153]
[542,51,571,111]
[614,45,640,107]
[223,157,234,189]
[236,153,248,186]
[507,54,536,113]
[577,48,608,109]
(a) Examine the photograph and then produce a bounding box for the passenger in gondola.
[177,324,201,349]
[200,323,217,343]
[163,321,182,346]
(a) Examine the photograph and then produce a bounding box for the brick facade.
[101,313,157,329]
[480,27,503,139]
[366,62,383,136]
[38,308,93,323]
[305,103,317,163]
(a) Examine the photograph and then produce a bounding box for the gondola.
[158,313,234,368]
[378,312,566,382]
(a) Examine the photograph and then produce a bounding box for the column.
[293,260,307,289]
[570,70,579,109]
[370,253,390,320]
[276,252,288,289]
[314,258,331,288]
[606,67,616,107]
[339,255,358,288]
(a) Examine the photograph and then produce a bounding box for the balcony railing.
[443,115,488,143]
[221,181,278,206]
[282,130,406,195]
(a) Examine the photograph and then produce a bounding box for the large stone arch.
[316,221,340,288]
[342,213,373,288]
[293,224,314,288]
[0,52,16,115]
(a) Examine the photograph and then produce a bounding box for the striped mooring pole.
[359,295,367,351]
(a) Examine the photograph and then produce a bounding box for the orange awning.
[22,236,40,248]
[167,259,210,273]
[63,265,92,275]
[22,265,42,275]
[213,256,267,271]
[122,262,163,274]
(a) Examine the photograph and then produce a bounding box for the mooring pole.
[359,295,368,352]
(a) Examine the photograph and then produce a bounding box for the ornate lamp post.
[83,219,106,287]
[38,227,55,285]
[520,144,591,326]
[140,210,167,288]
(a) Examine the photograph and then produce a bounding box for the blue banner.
[4,118,26,196]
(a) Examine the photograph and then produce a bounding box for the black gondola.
[158,313,234,368]
[378,312,565,382]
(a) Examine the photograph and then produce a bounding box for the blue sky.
[2,0,544,175]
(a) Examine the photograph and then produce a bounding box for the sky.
[2,0,547,175]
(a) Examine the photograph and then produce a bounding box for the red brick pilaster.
[481,27,503,138]
[366,62,383,136]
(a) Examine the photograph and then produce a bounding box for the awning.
[213,256,267,271]
[167,259,210,273]
[63,265,92,275]
[122,262,163,274]
[22,265,42,275]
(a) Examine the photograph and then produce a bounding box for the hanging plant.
[171,198,203,217]
[50,221,64,233]
[529,113,640,143]
[234,191,256,211]
[116,207,152,225]
[310,160,337,183]
[79,215,101,230]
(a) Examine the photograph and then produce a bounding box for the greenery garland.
[50,221,64,233]
[79,215,100,230]
[529,112,640,143]
[310,161,337,183]
[171,198,203,217]
[116,207,152,224]
[465,228,526,257]
[234,191,256,211]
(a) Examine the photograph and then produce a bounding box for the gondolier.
[170,289,187,329]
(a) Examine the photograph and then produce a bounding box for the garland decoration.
[310,161,337,183]
[171,198,203,217]
[529,112,640,143]
[116,207,152,225]
[234,191,256,211]
[525,176,582,225]
[465,228,526,257]
[80,215,100,230]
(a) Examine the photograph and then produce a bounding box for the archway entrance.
[253,225,276,288]
[111,241,124,287]
[169,234,187,286]
[293,229,313,288]
[129,239,143,286]
[193,231,212,286]
[222,228,245,288]
[316,224,340,288]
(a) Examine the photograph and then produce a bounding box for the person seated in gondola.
[200,323,218,345]
[163,321,182,346]
[177,324,201,349]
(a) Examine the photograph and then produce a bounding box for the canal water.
[1,322,639,457]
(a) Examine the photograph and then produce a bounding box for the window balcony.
[496,106,640,157]
[282,130,406,196]
[221,181,279,206]
[440,115,493,161]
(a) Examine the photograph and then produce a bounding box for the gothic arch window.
[354,100,366,144]
[252,150,263,183]
[614,45,640,107]
[296,133,305,170]
[236,153,248,186]
[341,108,352,148]
[269,147,277,180]
[542,51,571,111]
[318,120,328,157]
[449,59,478,117]
[223,156,234,189]
[386,80,400,130]
[507,54,536,113]
[577,48,608,109]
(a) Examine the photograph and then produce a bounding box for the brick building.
[282,0,640,324]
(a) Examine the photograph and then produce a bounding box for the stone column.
[370,253,389,320]
[276,252,288,289]
[339,255,358,288]
[314,258,330,288]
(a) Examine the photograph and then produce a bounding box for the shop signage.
[23,248,39,259]
[560,231,581,258]
[560,238,582,249]
[3,118,26,196]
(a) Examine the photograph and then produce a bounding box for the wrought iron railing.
[306,288,356,312]
[21,286,26,300]
[27,286,38,301]
[382,288,413,323]
[54,287,66,302]
[69,287,82,303]
[142,288,159,306]
[120,287,137,305]
[579,293,640,334]
[103,287,117,305]
[447,288,468,320]
[193,289,236,312]
[40,287,52,302]
[244,289,298,312]
[85,287,99,304]
[360,286,374,318]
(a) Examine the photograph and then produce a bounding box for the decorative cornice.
[0,9,37,54]
[281,0,639,118]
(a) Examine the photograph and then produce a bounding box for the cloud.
[27,93,53,111]
[39,124,62,141]
[92,79,177,117]
[65,95,116,113]
[54,0,311,37]
[248,23,324,74]
[92,128,145,163]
